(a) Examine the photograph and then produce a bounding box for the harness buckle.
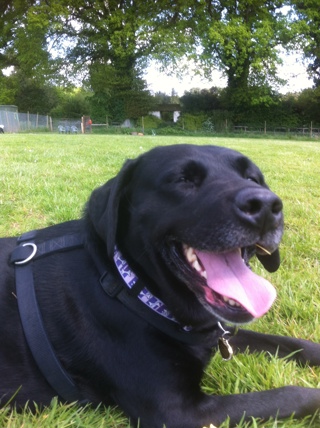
[100,271,124,297]
[14,243,37,265]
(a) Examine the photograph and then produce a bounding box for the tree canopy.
[196,1,290,107]
[0,0,319,119]
[289,0,320,87]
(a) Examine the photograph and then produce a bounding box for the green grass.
[0,134,320,427]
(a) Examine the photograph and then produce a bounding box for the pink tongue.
[195,249,276,318]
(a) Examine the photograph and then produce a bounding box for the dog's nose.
[234,187,283,230]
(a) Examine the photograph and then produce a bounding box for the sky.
[144,52,313,96]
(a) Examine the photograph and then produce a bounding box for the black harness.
[10,232,87,403]
[10,231,223,403]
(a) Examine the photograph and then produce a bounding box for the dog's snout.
[234,187,283,230]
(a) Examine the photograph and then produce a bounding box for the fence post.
[310,121,313,138]
[81,116,84,134]
[16,111,20,132]
[264,121,266,135]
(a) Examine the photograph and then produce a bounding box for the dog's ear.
[86,158,137,259]
[257,249,280,273]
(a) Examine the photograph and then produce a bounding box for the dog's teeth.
[183,245,197,263]
[184,245,207,278]
[222,296,240,307]
[192,259,202,272]
[189,253,197,263]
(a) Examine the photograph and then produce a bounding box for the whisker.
[255,244,271,256]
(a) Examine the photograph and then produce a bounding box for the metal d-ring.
[217,322,231,337]
[14,243,37,265]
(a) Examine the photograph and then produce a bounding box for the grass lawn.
[0,133,319,427]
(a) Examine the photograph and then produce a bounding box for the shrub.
[137,114,163,129]
[177,113,209,131]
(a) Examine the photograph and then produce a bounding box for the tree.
[0,72,16,105]
[87,62,156,122]
[295,87,320,124]
[196,0,288,108]
[289,0,320,87]
[9,72,59,113]
[49,0,197,120]
[0,0,33,70]
[180,87,222,113]
[50,87,91,118]
[0,0,63,83]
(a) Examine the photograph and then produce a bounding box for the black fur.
[0,144,319,427]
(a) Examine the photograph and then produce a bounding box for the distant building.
[150,104,181,123]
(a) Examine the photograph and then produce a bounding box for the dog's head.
[87,144,284,325]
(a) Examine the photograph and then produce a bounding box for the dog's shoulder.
[31,219,84,242]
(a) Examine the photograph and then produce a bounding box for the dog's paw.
[203,424,218,428]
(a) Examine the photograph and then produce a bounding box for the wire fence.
[0,107,53,132]
[0,107,81,133]
[19,112,53,132]
[1,106,319,138]
[231,125,320,138]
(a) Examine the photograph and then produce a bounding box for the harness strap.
[98,267,218,347]
[11,232,86,404]
[10,233,85,264]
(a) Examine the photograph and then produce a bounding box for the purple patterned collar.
[113,246,190,329]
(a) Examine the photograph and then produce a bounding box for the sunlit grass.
[0,399,130,428]
[0,133,319,427]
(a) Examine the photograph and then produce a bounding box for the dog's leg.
[133,385,320,428]
[202,387,320,427]
[230,328,320,365]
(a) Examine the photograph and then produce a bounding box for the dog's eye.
[178,161,206,187]
[177,176,188,183]
[247,176,259,184]
[177,175,202,186]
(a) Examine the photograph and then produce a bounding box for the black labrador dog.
[0,144,319,427]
